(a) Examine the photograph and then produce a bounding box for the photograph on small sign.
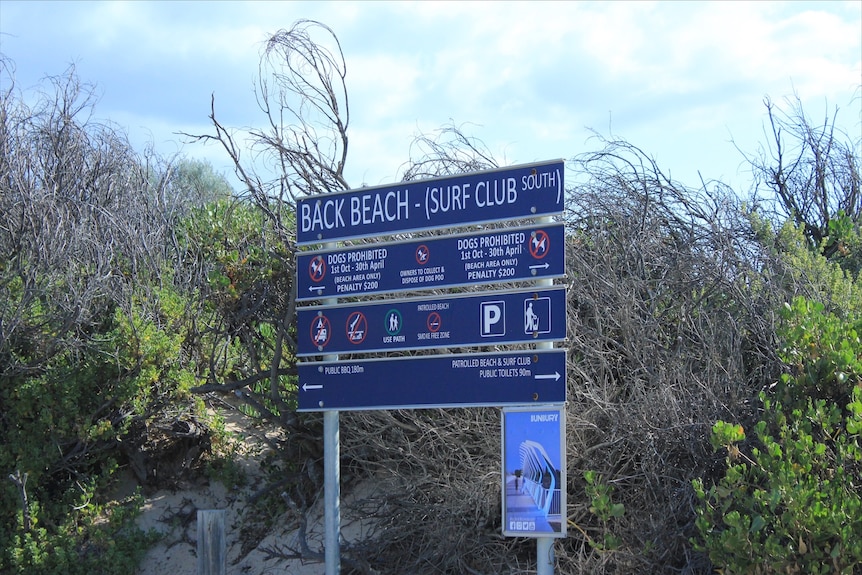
[502,406,566,538]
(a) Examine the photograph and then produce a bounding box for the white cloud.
[2,0,857,193]
[350,53,422,123]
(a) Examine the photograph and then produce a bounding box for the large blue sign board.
[296,160,564,245]
[297,224,565,301]
[298,287,566,356]
[297,349,566,411]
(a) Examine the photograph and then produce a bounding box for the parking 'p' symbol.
[481,302,505,337]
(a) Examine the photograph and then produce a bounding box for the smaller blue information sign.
[297,224,565,301]
[502,406,567,538]
[298,287,566,356]
[297,349,566,411]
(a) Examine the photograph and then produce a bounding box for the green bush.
[6,490,159,575]
[177,199,298,416]
[584,470,626,551]
[0,284,197,573]
[693,297,862,574]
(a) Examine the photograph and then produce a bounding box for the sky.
[1,1,860,195]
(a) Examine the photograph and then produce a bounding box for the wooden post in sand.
[197,509,226,575]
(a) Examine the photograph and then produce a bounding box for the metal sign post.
[295,160,567,574]
[323,409,339,575]
[321,252,340,575]
[536,214,558,575]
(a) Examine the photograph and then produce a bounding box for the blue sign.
[296,224,565,301]
[502,406,567,538]
[298,288,566,356]
[296,160,564,245]
[297,349,567,411]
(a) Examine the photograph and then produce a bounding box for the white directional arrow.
[302,383,323,391]
[534,371,561,381]
[529,262,550,270]
[308,286,326,293]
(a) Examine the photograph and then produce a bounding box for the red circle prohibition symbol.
[529,230,550,259]
[308,255,327,282]
[310,315,331,348]
[427,312,442,333]
[415,244,430,265]
[346,311,368,344]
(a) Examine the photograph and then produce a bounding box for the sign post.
[321,246,340,575]
[534,213,559,575]
[295,160,567,574]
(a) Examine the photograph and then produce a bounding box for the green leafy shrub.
[6,490,159,575]
[180,199,285,306]
[584,470,626,551]
[0,284,198,573]
[693,297,862,574]
[177,199,297,416]
[775,298,860,406]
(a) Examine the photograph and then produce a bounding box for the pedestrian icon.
[385,309,403,335]
[523,297,552,335]
[525,302,539,332]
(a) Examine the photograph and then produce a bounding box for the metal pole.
[537,537,554,574]
[322,243,341,575]
[536,214,556,575]
[324,409,341,575]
